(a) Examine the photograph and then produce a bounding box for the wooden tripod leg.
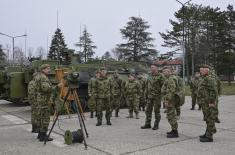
[53,110,57,122]
[64,101,71,118]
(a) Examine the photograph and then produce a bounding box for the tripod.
[44,86,89,149]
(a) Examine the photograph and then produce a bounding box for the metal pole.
[12,38,15,61]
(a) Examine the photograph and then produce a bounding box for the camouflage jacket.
[94,77,112,99]
[137,78,146,97]
[209,71,222,96]
[111,77,123,96]
[28,80,37,104]
[161,76,177,102]
[146,73,165,98]
[124,80,140,100]
[189,78,200,94]
[197,75,217,104]
[88,77,97,96]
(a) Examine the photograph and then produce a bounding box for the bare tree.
[36,46,45,59]
[14,47,25,64]
[27,47,34,59]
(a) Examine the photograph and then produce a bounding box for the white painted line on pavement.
[1,115,27,124]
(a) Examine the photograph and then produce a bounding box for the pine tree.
[75,27,97,63]
[117,16,157,62]
[48,28,69,64]
[0,45,6,63]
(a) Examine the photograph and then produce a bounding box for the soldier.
[141,64,165,130]
[189,72,201,110]
[88,70,100,118]
[94,67,112,126]
[161,66,179,138]
[209,67,221,123]
[28,72,38,133]
[197,65,217,142]
[137,73,146,111]
[125,73,141,119]
[111,71,123,117]
[34,64,53,142]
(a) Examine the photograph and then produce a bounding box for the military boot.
[37,132,41,139]
[167,130,173,135]
[141,124,151,129]
[142,106,145,111]
[215,118,220,123]
[39,132,53,142]
[198,105,201,110]
[152,122,159,130]
[126,113,133,118]
[167,130,179,138]
[107,120,112,125]
[96,121,102,126]
[135,113,140,119]
[200,136,213,142]
[190,105,195,110]
[32,124,38,133]
[115,111,119,117]
[90,112,94,118]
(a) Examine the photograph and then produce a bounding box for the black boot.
[141,124,151,129]
[200,136,213,142]
[39,132,53,142]
[167,130,179,138]
[199,133,206,139]
[142,106,145,111]
[167,130,173,135]
[190,105,195,110]
[215,118,220,123]
[37,132,41,139]
[32,124,36,133]
[107,120,112,125]
[198,105,201,110]
[96,121,102,126]
[152,123,159,130]
[115,111,119,117]
[90,112,94,118]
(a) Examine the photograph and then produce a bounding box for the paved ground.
[0,96,235,155]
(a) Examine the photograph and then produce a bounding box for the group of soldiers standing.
[27,62,221,143]
[88,63,221,142]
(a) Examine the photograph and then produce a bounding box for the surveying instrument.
[44,71,88,149]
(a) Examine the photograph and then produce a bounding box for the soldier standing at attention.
[35,64,53,142]
[125,73,140,119]
[137,73,146,111]
[111,71,123,117]
[88,70,100,118]
[94,67,112,126]
[141,64,165,130]
[28,72,38,133]
[189,72,201,110]
[197,65,217,142]
[161,66,179,138]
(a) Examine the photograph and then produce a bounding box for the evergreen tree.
[117,16,157,62]
[0,45,6,62]
[75,27,97,63]
[48,28,69,64]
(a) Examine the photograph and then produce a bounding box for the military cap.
[32,72,38,77]
[39,64,50,71]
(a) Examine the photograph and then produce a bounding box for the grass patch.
[184,82,235,96]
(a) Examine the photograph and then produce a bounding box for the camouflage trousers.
[96,98,111,123]
[88,96,96,112]
[202,104,217,138]
[191,93,197,107]
[144,97,161,126]
[111,95,121,113]
[175,104,181,116]
[127,98,139,115]
[215,98,219,120]
[139,95,146,108]
[31,102,39,128]
[166,101,178,130]
[38,106,50,132]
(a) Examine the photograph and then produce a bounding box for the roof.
[155,58,183,66]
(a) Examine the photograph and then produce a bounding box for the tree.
[102,51,112,60]
[36,46,45,59]
[0,45,6,63]
[111,48,124,61]
[27,47,34,59]
[14,47,25,65]
[48,28,69,64]
[117,16,157,62]
[75,27,97,62]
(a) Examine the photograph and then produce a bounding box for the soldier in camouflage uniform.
[209,67,221,123]
[125,73,141,119]
[94,67,112,126]
[111,71,124,117]
[161,66,179,138]
[137,73,146,111]
[197,65,217,142]
[88,70,100,118]
[141,64,165,130]
[189,72,201,110]
[34,64,53,141]
[28,72,38,133]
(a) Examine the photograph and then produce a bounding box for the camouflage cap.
[39,64,50,71]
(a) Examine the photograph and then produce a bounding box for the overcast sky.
[0,0,234,58]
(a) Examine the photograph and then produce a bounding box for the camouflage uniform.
[111,76,123,117]
[88,77,97,113]
[137,77,146,111]
[142,73,165,129]
[197,73,217,140]
[125,79,140,118]
[28,74,38,133]
[172,75,184,117]
[161,75,178,132]
[34,68,52,140]
[94,76,112,125]
[189,76,200,110]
